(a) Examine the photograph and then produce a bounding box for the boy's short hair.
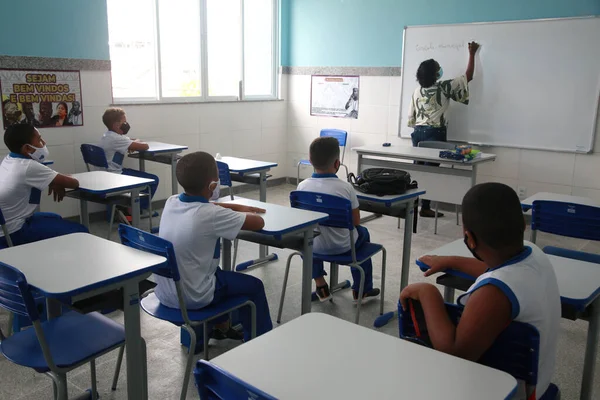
[102,107,125,130]
[309,137,340,169]
[176,151,217,194]
[462,183,524,250]
[4,124,36,153]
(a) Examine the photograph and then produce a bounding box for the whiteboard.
[398,17,600,153]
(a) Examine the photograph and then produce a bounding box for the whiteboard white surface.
[399,17,600,153]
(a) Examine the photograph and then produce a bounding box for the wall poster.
[310,75,359,119]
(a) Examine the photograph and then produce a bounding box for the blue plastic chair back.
[543,246,600,264]
[118,224,180,281]
[399,302,540,385]
[0,262,40,322]
[216,161,232,188]
[532,200,600,241]
[290,191,353,230]
[194,360,276,400]
[320,129,347,147]
[80,144,109,169]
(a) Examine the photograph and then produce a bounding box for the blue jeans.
[313,225,374,292]
[0,212,89,249]
[411,126,447,210]
[122,168,159,210]
[209,268,273,341]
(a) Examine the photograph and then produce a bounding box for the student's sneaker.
[419,209,444,218]
[315,284,333,302]
[210,326,244,341]
[352,288,381,304]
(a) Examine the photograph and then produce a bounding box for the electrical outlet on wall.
[518,186,527,199]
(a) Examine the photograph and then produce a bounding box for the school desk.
[129,141,188,195]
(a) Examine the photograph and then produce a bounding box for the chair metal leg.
[249,302,257,339]
[181,325,197,400]
[455,204,460,226]
[55,373,68,400]
[7,312,14,336]
[202,323,209,361]
[147,185,153,233]
[397,217,401,229]
[90,360,98,400]
[277,252,301,323]
[380,249,387,316]
[355,265,365,324]
[52,380,58,400]
[443,287,455,303]
[232,239,239,270]
[111,345,125,390]
[107,205,116,240]
[434,202,439,235]
[297,162,301,185]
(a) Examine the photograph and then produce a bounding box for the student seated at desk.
[298,137,380,302]
[0,124,88,248]
[400,183,560,399]
[99,107,159,211]
[155,151,273,341]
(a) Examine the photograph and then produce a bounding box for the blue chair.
[118,224,257,400]
[194,359,276,400]
[79,144,154,237]
[0,262,125,400]
[530,200,600,244]
[543,246,600,264]
[277,191,387,324]
[398,302,560,400]
[216,160,241,268]
[296,129,349,184]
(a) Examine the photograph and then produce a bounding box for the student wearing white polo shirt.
[155,151,273,341]
[99,107,158,211]
[0,124,88,249]
[297,136,380,302]
[400,183,560,400]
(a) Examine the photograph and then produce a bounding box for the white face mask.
[27,144,50,163]
[209,180,221,201]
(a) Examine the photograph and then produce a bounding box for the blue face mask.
[437,66,444,80]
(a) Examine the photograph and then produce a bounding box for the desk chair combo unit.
[77,144,154,237]
[296,129,349,184]
[277,191,387,324]
[399,303,560,400]
[118,224,257,400]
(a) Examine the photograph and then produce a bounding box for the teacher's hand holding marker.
[408,41,480,219]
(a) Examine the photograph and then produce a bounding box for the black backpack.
[348,168,418,196]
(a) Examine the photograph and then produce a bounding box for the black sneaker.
[210,326,244,341]
[353,288,381,304]
[315,284,332,302]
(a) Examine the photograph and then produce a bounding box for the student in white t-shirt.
[155,151,273,341]
[400,183,560,400]
[99,107,158,211]
[297,136,380,302]
[0,124,88,248]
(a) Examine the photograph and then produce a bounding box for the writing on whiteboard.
[416,42,465,52]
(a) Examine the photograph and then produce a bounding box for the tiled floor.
[1,184,599,399]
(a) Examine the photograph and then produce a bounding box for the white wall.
[287,74,600,201]
[0,71,288,218]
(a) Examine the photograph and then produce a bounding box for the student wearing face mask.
[154,151,272,342]
[99,107,159,213]
[0,124,88,248]
[409,42,480,218]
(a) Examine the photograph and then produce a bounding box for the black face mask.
[464,234,484,262]
[120,122,131,135]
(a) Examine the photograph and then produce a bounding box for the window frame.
[109,0,279,104]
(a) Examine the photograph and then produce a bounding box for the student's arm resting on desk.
[128,140,150,152]
[242,214,265,231]
[217,203,266,214]
[400,282,512,361]
[48,174,79,202]
[420,255,488,278]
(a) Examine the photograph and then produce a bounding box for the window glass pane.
[244,0,273,96]
[158,0,201,97]
[207,0,241,97]
[107,0,157,99]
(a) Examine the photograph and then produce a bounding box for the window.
[107,0,278,103]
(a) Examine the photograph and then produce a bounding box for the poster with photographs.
[310,75,359,119]
[0,69,84,130]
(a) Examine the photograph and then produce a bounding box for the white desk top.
[72,171,154,194]
[218,198,328,236]
[355,187,426,205]
[353,145,496,165]
[219,156,277,174]
[419,239,600,308]
[521,192,598,208]
[211,313,517,400]
[0,233,166,297]
[138,141,188,154]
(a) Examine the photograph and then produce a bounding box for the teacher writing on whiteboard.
[408,41,480,218]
